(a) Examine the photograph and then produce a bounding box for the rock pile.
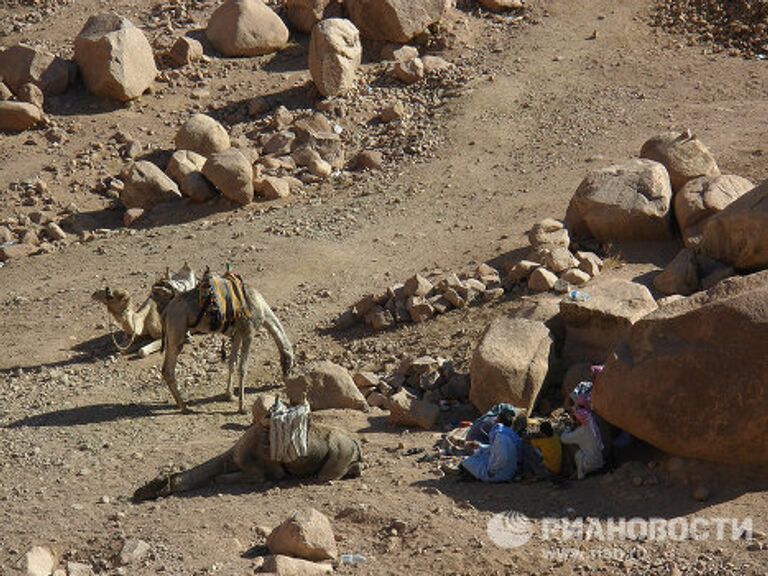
[341,264,505,331]
[341,220,605,331]
[562,130,766,296]
[654,0,768,58]
[353,355,467,428]
[115,106,355,221]
[0,187,70,262]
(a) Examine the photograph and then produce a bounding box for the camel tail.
[247,288,294,376]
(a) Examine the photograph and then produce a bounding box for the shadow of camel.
[4,388,269,428]
[5,402,176,428]
[0,332,123,376]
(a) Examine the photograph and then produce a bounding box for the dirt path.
[1,1,767,574]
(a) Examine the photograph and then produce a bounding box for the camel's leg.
[236,322,254,415]
[133,448,236,501]
[226,332,241,401]
[162,328,189,413]
[138,339,163,358]
[247,289,294,376]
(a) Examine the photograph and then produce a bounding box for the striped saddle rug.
[197,271,251,332]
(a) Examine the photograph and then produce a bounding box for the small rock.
[528,268,558,292]
[0,243,40,261]
[0,101,43,132]
[261,555,332,576]
[18,83,44,108]
[388,389,439,429]
[202,148,254,205]
[505,260,540,284]
[66,561,96,576]
[576,251,603,276]
[168,36,203,66]
[266,508,338,561]
[45,222,67,241]
[17,546,55,576]
[394,57,424,84]
[0,81,12,100]
[175,113,230,157]
[254,176,291,200]
[560,268,590,286]
[352,149,383,170]
[119,539,151,565]
[248,96,271,116]
[380,101,405,122]
[404,273,433,297]
[353,371,379,389]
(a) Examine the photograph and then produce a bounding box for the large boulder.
[309,19,362,97]
[175,113,230,157]
[74,13,157,102]
[343,0,448,43]
[593,271,768,464]
[699,178,768,271]
[0,101,43,132]
[675,175,754,248]
[286,0,343,34]
[0,44,70,95]
[565,159,673,241]
[640,131,720,192]
[560,279,657,365]
[469,317,553,413]
[206,0,289,57]
[121,161,182,210]
[202,148,254,205]
[266,508,338,561]
[285,361,368,411]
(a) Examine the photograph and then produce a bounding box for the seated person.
[460,410,523,483]
[560,408,604,480]
[529,421,562,475]
[466,403,518,443]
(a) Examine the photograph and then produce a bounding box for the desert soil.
[0,0,767,574]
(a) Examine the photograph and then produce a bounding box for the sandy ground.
[1,0,767,574]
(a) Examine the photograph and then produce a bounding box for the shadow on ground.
[5,402,175,428]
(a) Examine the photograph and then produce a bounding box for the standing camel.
[161,269,294,414]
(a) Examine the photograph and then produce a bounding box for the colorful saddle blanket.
[198,271,251,332]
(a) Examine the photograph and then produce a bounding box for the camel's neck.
[109,299,145,336]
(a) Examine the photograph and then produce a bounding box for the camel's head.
[92,286,131,314]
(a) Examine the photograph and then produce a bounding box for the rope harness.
[105,306,136,354]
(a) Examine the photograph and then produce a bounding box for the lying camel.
[92,286,165,357]
[133,411,363,501]
[161,268,294,414]
[92,264,196,357]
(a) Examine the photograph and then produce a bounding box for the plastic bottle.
[340,553,367,566]
[568,289,590,302]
